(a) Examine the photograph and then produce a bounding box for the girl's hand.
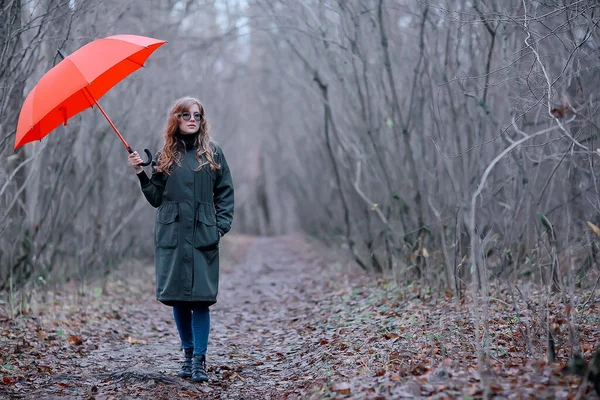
[128,151,144,174]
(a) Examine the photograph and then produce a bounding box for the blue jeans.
[172,304,210,356]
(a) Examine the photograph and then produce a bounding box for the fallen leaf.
[68,335,83,345]
[2,377,16,385]
[587,221,600,237]
[332,381,351,394]
[127,336,147,344]
[489,381,503,394]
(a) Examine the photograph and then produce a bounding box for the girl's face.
[178,103,202,135]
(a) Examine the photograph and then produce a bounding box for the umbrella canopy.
[14,34,166,150]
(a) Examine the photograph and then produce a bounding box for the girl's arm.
[137,170,167,208]
[129,150,166,208]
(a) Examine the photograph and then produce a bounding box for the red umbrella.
[14,34,166,165]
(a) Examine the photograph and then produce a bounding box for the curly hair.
[156,97,220,174]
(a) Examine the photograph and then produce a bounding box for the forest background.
[1,1,600,397]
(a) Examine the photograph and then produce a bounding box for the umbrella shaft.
[88,93,131,151]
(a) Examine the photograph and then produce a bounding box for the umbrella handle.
[128,147,153,167]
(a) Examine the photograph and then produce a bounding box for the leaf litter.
[0,234,598,399]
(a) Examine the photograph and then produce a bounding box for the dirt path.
[2,234,599,399]
[1,234,349,399]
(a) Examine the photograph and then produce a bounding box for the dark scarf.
[175,132,198,151]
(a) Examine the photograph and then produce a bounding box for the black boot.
[191,354,209,383]
[177,348,193,378]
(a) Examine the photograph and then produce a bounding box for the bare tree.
[2,0,600,341]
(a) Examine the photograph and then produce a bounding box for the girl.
[128,97,234,382]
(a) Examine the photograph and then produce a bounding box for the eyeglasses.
[179,112,203,122]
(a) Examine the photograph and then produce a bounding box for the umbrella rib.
[126,57,145,68]
[61,58,96,108]
[63,57,92,86]
[81,86,96,108]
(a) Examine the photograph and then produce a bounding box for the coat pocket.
[194,204,219,250]
[155,203,179,249]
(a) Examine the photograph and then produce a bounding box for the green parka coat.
[138,137,234,306]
